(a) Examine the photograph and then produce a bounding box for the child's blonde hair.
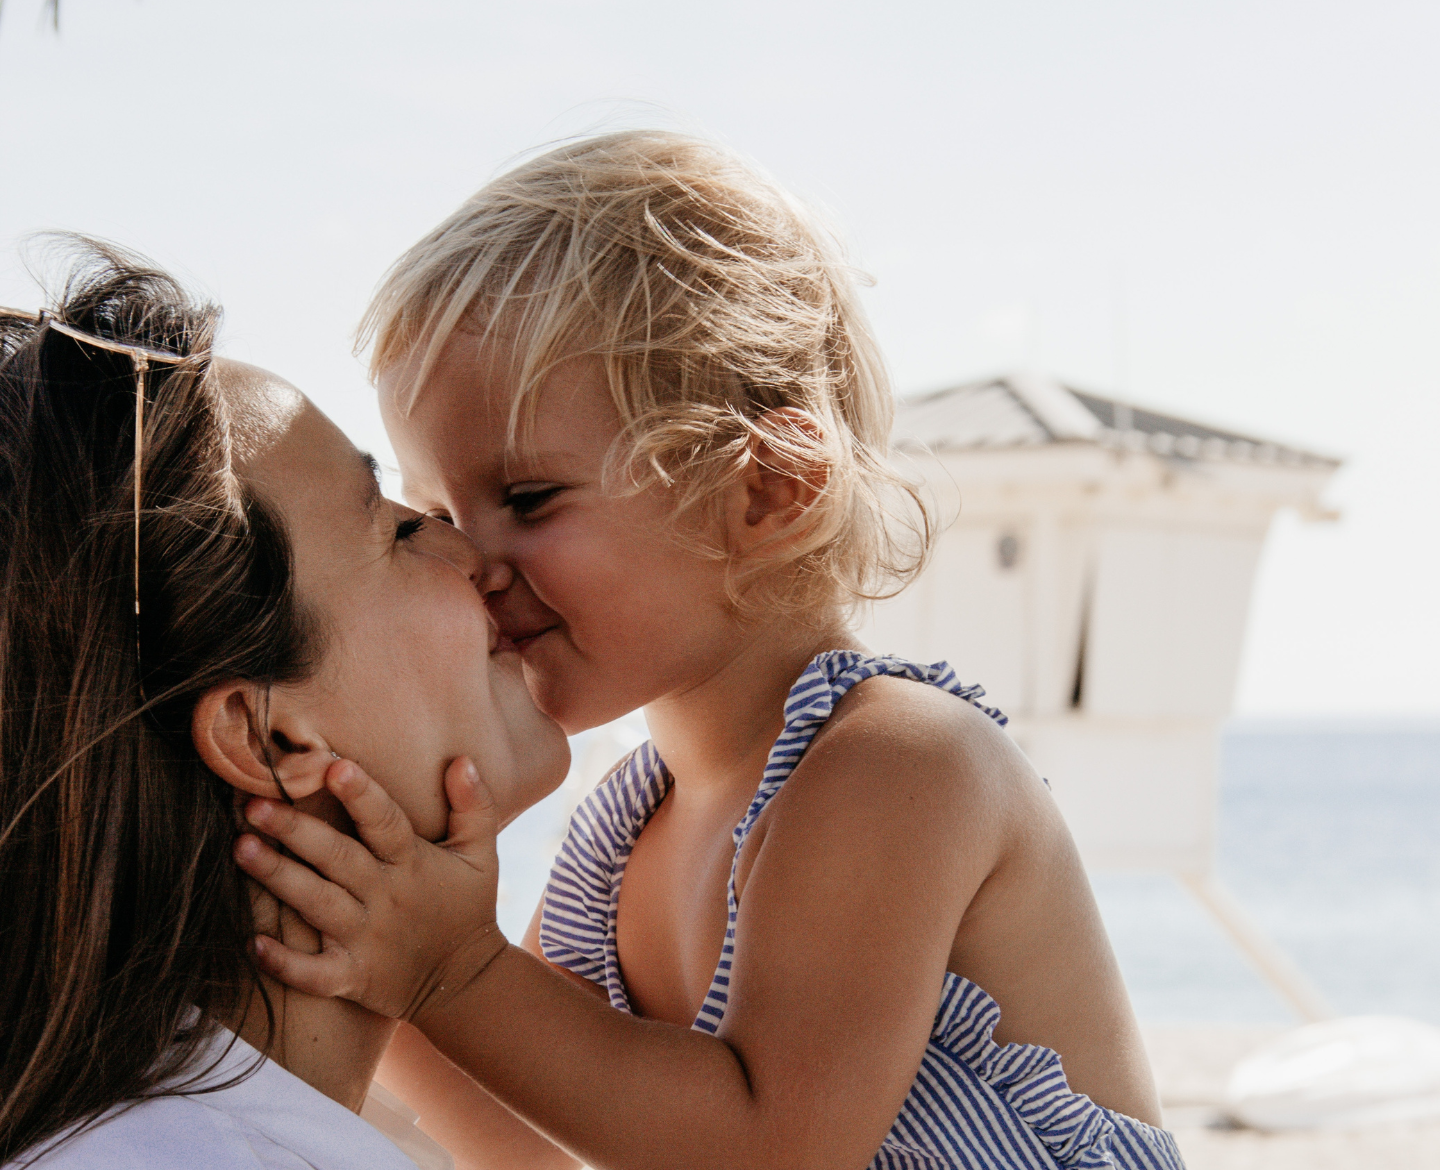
[361,130,931,618]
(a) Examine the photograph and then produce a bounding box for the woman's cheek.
[388,773,450,842]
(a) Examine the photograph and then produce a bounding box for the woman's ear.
[724,407,830,554]
[192,682,333,801]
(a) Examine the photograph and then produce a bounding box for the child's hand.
[233,757,509,1025]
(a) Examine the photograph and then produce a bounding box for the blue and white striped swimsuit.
[540,651,1185,1170]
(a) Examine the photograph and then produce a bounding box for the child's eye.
[426,511,456,526]
[395,516,426,542]
[506,484,564,518]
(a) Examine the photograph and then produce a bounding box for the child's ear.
[725,408,829,553]
[192,682,334,801]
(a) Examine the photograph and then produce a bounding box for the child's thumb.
[441,757,501,866]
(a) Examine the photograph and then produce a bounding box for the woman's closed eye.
[505,483,565,519]
[395,515,426,542]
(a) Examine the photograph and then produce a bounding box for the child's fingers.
[443,757,482,814]
[244,796,383,888]
[325,758,417,865]
[248,879,283,939]
[251,934,356,1001]
[233,833,367,939]
[440,756,501,868]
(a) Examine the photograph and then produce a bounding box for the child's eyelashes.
[505,484,565,518]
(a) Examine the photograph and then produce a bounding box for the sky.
[1,0,1435,715]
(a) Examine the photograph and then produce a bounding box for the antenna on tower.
[1112,256,1129,397]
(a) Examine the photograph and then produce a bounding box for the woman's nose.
[450,507,516,598]
[433,521,487,587]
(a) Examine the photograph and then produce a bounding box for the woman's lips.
[487,618,518,655]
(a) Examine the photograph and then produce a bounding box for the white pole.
[1179,872,1336,1024]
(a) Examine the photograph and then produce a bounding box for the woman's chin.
[531,736,573,802]
[512,739,572,822]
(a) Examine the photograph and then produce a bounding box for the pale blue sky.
[1,0,1435,714]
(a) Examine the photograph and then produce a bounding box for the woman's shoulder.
[16,1035,424,1170]
[17,1094,269,1170]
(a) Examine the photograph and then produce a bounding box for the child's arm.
[371,896,611,1170]
[376,1022,580,1170]
[236,703,1019,1170]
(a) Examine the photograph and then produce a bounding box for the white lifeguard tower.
[861,372,1342,1020]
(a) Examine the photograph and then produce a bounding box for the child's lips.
[506,625,557,652]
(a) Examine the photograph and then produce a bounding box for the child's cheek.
[529,528,624,612]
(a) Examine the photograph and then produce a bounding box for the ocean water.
[497,723,1440,1024]
[1095,723,1440,1024]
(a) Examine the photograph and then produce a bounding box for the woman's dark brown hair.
[0,240,320,1162]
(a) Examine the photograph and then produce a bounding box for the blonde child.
[237,131,1185,1170]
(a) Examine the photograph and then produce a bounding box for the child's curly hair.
[361,129,932,619]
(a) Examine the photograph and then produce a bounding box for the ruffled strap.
[933,975,1120,1169]
[539,742,670,1010]
[733,651,1008,850]
[784,652,1007,731]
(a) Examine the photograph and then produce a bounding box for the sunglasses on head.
[0,305,189,698]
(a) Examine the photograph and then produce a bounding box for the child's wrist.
[409,921,509,1027]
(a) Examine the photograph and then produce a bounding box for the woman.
[0,241,569,1168]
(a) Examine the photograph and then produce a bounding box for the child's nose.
[478,555,514,597]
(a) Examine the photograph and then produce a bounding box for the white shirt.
[15,1029,453,1170]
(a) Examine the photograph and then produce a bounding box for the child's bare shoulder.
[762,674,1044,893]
[793,673,1041,825]
[827,673,1018,767]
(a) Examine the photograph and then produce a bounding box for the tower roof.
[893,373,1341,470]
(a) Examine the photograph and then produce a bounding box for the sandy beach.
[1147,1026,1440,1169]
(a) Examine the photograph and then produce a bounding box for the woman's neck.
[231,785,399,1113]
[232,971,398,1113]
[643,616,864,802]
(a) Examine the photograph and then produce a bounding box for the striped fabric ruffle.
[901,974,1118,1169]
[538,739,668,1012]
[539,651,1185,1170]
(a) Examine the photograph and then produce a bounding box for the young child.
[237,130,1185,1170]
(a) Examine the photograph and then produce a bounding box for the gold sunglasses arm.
[3,307,186,700]
[133,356,147,624]
[15,311,186,622]
[39,316,188,367]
